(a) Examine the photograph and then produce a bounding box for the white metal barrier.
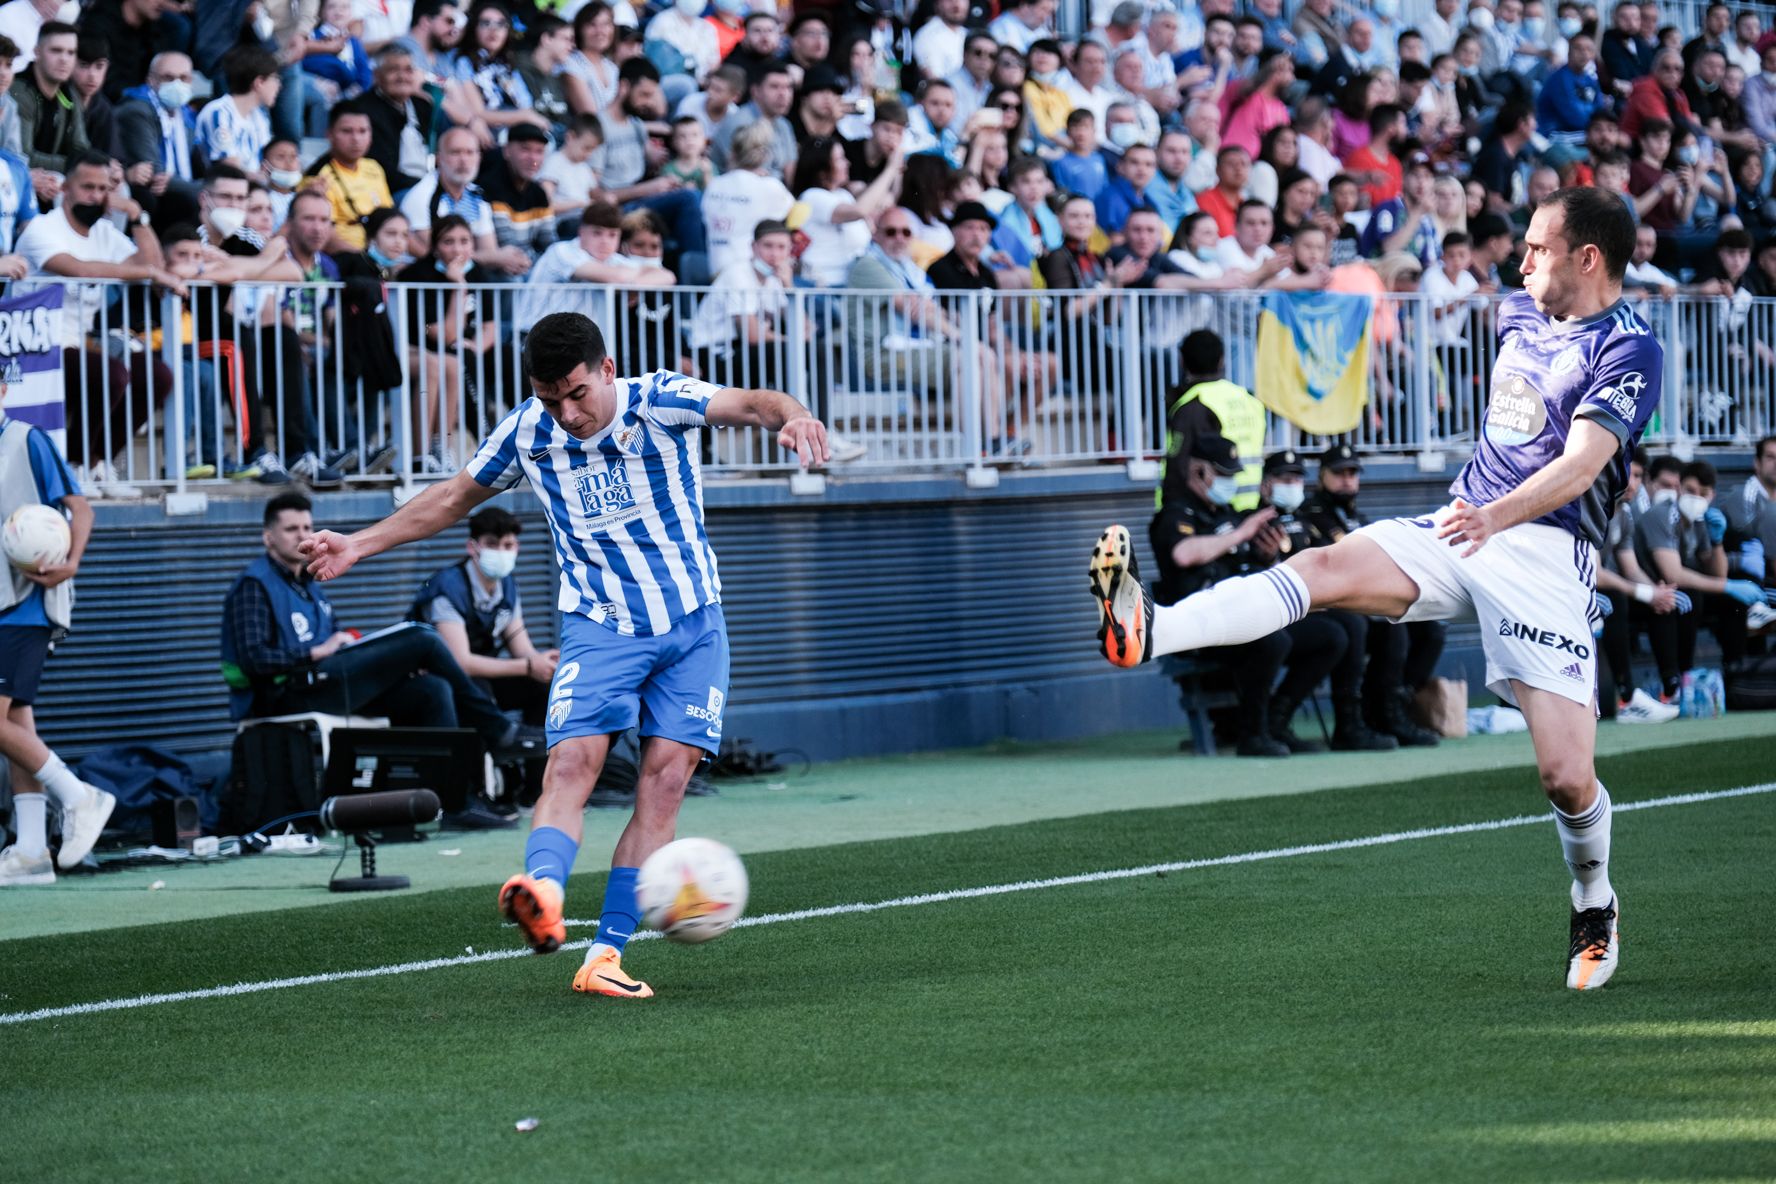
[17,276,1774,495]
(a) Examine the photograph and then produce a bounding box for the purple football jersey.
[1451,290,1663,548]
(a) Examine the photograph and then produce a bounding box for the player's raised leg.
[572,737,704,999]
[1091,525,1423,666]
[499,733,614,954]
[1513,682,1620,990]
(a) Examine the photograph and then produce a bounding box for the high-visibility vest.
[1168,378,1267,511]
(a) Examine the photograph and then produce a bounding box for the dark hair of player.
[264,491,314,525]
[469,507,523,540]
[524,313,607,385]
[1542,186,1635,282]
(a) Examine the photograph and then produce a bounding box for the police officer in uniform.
[409,507,559,806]
[1159,329,1268,514]
[1151,434,1343,757]
[1299,444,1440,748]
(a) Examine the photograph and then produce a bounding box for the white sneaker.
[56,784,116,868]
[0,845,56,886]
[92,460,143,499]
[1748,602,1776,634]
[828,433,868,464]
[1615,687,1680,724]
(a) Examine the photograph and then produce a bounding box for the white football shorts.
[1356,505,1598,708]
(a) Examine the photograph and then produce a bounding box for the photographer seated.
[221,493,547,764]
[408,508,559,800]
[1149,434,1347,758]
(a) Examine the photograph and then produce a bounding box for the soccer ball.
[2,504,70,574]
[637,837,749,944]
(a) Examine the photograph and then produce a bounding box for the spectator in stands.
[195,46,280,181]
[722,10,782,84]
[1601,0,1654,89]
[393,0,466,88]
[352,45,436,196]
[703,119,792,279]
[0,132,27,258]
[913,0,969,82]
[1215,198,1279,275]
[1344,102,1406,209]
[514,14,578,140]
[1360,151,1438,265]
[400,126,487,256]
[13,21,83,204]
[80,0,176,105]
[1624,221,1679,295]
[519,198,672,334]
[1594,446,1682,723]
[114,50,201,229]
[1221,49,1295,156]
[1633,458,1759,698]
[266,188,348,488]
[17,149,175,497]
[1292,0,1343,71]
[1095,140,1159,240]
[396,212,500,470]
[1039,193,1120,394]
[784,12,830,80]
[1060,38,1115,125]
[989,155,1061,267]
[407,505,557,803]
[1247,122,1297,207]
[305,102,391,253]
[303,0,375,109]
[454,0,552,140]
[563,3,619,117]
[598,57,707,273]
[1051,108,1108,202]
[1108,50,1161,147]
[990,0,1053,55]
[1196,144,1251,239]
[220,491,546,760]
[475,125,557,264]
[1745,41,1776,145]
[1471,98,1536,213]
[1621,48,1694,139]
[72,32,115,160]
[539,112,605,227]
[676,61,741,137]
[689,218,798,387]
[1022,39,1075,154]
[1537,30,1606,138]
[260,138,305,224]
[907,78,965,168]
[792,133,893,288]
[790,63,846,150]
[712,61,797,177]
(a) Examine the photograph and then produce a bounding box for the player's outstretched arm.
[301,472,499,580]
[705,387,831,469]
[1438,420,1620,556]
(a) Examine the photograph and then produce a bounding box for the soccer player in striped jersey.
[1092,188,1660,991]
[302,312,830,998]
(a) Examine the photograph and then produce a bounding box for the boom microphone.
[319,789,442,833]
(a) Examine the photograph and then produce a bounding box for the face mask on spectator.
[68,201,106,229]
[1677,143,1699,164]
[1559,16,1582,36]
[209,206,247,237]
[367,243,410,269]
[476,547,518,579]
[269,168,304,190]
[1207,475,1239,505]
[1652,486,1678,504]
[1677,493,1709,522]
[1195,245,1216,261]
[156,78,193,109]
[1270,483,1305,512]
[715,0,748,13]
[675,0,705,16]
[1373,0,1399,19]
[1109,123,1141,149]
[55,0,79,20]
[1458,62,1481,76]
[1522,16,1544,39]
[1032,68,1060,84]
[1468,7,1494,30]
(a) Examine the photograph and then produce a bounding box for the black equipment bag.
[1725,655,1776,712]
[222,724,321,835]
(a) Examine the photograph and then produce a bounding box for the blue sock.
[595,866,641,952]
[524,826,579,890]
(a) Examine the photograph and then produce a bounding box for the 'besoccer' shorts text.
[1356,507,1598,708]
[546,603,730,753]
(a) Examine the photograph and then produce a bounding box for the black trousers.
[1635,593,1748,697]
[266,626,510,746]
[1600,589,1635,706]
[1204,615,1348,738]
[1366,618,1447,703]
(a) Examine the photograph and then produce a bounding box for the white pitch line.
[3,781,1771,1028]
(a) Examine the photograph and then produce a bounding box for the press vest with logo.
[1169,379,1267,511]
[407,560,517,658]
[0,418,74,632]
[219,554,337,720]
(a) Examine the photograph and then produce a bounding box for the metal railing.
[16,276,1774,497]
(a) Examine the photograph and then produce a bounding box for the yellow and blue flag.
[1253,291,1372,435]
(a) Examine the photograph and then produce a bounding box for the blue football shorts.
[545,603,730,753]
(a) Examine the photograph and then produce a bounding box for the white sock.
[1151,566,1312,656]
[12,792,48,857]
[1554,781,1614,910]
[33,753,89,809]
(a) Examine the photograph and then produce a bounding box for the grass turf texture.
[5,737,1774,1182]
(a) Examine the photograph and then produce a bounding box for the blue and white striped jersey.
[467,370,725,637]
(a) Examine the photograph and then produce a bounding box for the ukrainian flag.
[1253,291,1372,435]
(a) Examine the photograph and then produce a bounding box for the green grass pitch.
[4,737,1774,1182]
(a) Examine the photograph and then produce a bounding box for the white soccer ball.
[2,504,70,574]
[637,837,749,944]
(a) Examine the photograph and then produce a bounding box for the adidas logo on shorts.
[1559,662,1584,681]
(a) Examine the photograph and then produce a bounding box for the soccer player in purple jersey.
[1090,187,1658,990]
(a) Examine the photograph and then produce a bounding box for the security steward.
[1159,329,1268,513]
[1151,434,1341,757]
[1253,448,1375,753]
[408,507,559,806]
[1299,444,1441,748]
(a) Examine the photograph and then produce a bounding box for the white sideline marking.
[3,782,1771,1027]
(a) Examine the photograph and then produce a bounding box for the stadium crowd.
[0,0,1773,491]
